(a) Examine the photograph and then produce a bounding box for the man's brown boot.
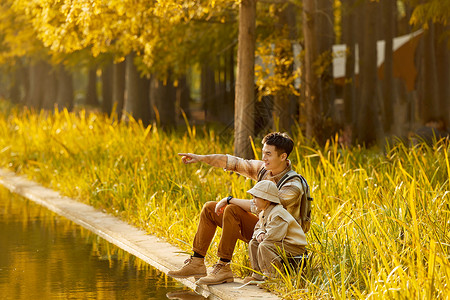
[195,262,234,285]
[168,257,207,279]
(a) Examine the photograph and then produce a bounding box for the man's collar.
[268,160,292,181]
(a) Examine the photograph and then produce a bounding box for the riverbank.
[0,168,278,300]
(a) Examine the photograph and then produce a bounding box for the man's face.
[262,144,286,171]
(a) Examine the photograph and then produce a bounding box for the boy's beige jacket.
[252,203,307,247]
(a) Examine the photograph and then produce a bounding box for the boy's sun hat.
[247,180,280,204]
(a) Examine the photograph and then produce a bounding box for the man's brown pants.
[192,201,259,260]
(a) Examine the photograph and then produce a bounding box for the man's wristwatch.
[226,196,233,205]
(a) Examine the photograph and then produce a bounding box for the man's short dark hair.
[262,132,294,158]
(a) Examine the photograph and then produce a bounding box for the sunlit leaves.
[409,0,450,27]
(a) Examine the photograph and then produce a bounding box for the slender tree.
[234,0,256,158]
[112,61,126,121]
[356,0,383,145]
[342,0,356,134]
[123,53,151,125]
[101,63,114,115]
[303,0,320,140]
[382,0,396,135]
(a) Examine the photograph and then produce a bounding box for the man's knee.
[201,201,217,213]
[223,203,243,216]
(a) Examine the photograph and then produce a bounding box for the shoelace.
[210,263,225,275]
[184,258,192,265]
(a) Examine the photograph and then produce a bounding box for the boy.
[245,180,307,283]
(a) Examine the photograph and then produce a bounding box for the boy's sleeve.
[252,213,265,239]
[263,216,288,242]
[224,155,264,181]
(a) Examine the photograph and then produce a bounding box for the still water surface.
[0,187,203,299]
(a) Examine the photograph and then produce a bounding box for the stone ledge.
[0,168,279,300]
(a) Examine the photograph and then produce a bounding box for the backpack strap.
[257,167,267,182]
[277,170,313,201]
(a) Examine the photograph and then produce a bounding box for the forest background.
[0,0,449,156]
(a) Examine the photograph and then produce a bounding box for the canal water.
[0,187,204,299]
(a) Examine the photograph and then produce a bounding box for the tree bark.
[421,23,439,122]
[273,2,298,132]
[26,61,50,110]
[41,66,57,110]
[123,53,151,125]
[222,48,235,125]
[342,0,356,130]
[356,0,383,145]
[55,64,74,111]
[101,63,113,115]
[234,0,256,158]
[150,73,176,128]
[201,64,219,122]
[381,0,396,134]
[10,62,27,104]
[112,61,126,121]
[85,67,99,106]
[303,0,320,140]
[177,75,191,120]
[435,23,450,126]
[316,0,335,127]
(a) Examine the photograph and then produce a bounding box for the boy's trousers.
[248,238,305,276]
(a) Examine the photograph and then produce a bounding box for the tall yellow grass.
[0,102,448,299]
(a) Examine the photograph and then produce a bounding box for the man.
[168,132,305,285]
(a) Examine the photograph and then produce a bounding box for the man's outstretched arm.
[178,153,227,169]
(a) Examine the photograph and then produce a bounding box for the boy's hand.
[178,153,200,164]
[215,198,228,215]
[257,232,266,243]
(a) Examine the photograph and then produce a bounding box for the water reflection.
[0,187,203,299]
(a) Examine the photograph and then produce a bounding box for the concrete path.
[0,168,279,300]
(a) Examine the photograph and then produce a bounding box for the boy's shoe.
[243,273,265,285]
[195,262,234,285]
[168,257,207,279]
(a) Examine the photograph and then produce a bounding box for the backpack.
[257,168,313,233]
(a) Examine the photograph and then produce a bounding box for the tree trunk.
[85,68,99,106]
[56,64,74,111]
[123,53,151,125]
[234,0,256,158]
[42,66,57,110]
[201,64,219,122]
[273,2,298,132]
[342,0,356,131]
[381,0,396,134]
[435,23,450,126]
[223,48,235,125]
[101,63,113,115]
[316,0,335,129]
[27,61,49,109]
[421,23,440,122]
[10,62,27,104]
[112,61,126,121]
[356,0,383,145]
[302,0,320,140]
[177,75,191,120]
[150,74,176,128]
